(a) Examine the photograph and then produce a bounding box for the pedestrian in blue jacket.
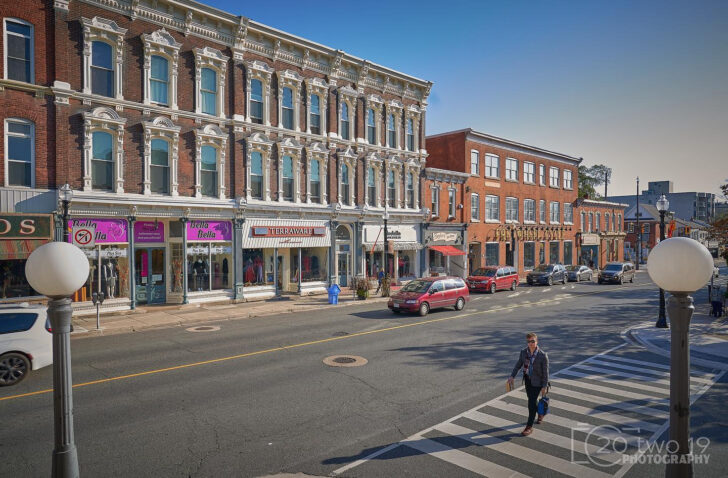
[507,332,549,436]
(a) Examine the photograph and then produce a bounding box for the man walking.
[710,284,723,317]
[507,333,549,436]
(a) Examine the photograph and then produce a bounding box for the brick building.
[573,198,627,268]
[426,129,581,277]
[0,0,431,310]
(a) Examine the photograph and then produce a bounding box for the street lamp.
[59,184,73,242]
[647,237,714,478]
[383,207,390,281]
[635,176,641,270]
[655,194,669,328]
[25,242,90,478]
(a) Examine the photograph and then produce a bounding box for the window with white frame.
[405,106,420,152]
[246,60,273,125]
[142,29,181,109]
[200,145,218,197]
[281,87,294,130]
[4,19,33,83]
[309,94,321,135]
[91,131,112,190]
[524,199,535,222]
[406,172,414,208]
[540,199,546,223]
[246,133,273,201]
[431,186,440,217]
[278,70,302,131]
[143,116,180,196]
[549,166,559,187]
[613,213,617,231]
[618,214,622,232]
[340,102,351,140]
[506,197,518,222]
[309,160,321,203]
[281,155,294,201]
[278,139,303,203]
[563,169,573,189]
[580,211,586,231]
[588,213,593,232]
[340,163,351,206]
[194,47,228,118]
[366,95,383,145]
[150,56,169,104]
[367,165,378,206]
[406,118,415,151]
[524,161,535,183]
[150,139,170,194]
[194,124,227,199]
[486,195,500,221]
[539,164,545,185]
[82,107,126,193]
[305,77,328,136]
[605,213,610,231]
[485,153,499,178]
[367,108,376,145]
[338,87,357,141]
[595,212,601,232]
[564,203,573,224]
[82,17,126,99]
[506,158,518,181]
[448,188,456,218]
[387,113,396,148]
[250,151,264,200]
[550,201,560,223]
[4,118,34,187]
[250,79,264,124]
[471,193,480,220]
[306,144,328,205]
[387,169,396,208]
[470,150,479,176]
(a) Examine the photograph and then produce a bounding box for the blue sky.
[207,0,728,198]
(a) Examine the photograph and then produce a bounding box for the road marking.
[546,386,667,418]
[507,292,521,298]
[0,283,653,403]
[559,369,671,395]
[525,290,532,294]
[585,358,715,385]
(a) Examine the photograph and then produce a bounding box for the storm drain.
[185,325,221,332]
[323,355,368,367]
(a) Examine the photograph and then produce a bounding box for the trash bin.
[328,284,341,305]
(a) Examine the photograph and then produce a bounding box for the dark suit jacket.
[510,348,549,388]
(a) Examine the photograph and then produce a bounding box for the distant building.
[607,181,715,223]
[573,198,628,269]
[715,202,728,220]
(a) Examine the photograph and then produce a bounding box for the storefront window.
[1,258,40,298]
[485,243,499,266]
[243,249,273,285]
[170,242,184,293]
[539,242,545,264]
[187,243,232,291]
[82,245,130,301]
[523,242,535,269]
[564,241,573,265]
[398,250,415,279]
[549,241,560,264]
[429,249,446,275]
[302,247,327,282]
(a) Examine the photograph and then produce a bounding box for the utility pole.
[604,169,609,198]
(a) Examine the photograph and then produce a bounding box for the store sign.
[493,225,566,242]
[363,225,418,243]
[68,218,127,243]
[187,245,231,255]
[187,220,232,241]
[252,226,326,237]
[0,214,53,240]
[82,248,128,259]
[134,221,164,243]
[581,234,600,246]
[431,232,459,243]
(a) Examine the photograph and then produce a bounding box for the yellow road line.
[0,283,650,402]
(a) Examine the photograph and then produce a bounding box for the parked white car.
[0,303,52,386]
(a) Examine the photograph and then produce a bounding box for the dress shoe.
[536,414,544,424]
[521,426,533,436]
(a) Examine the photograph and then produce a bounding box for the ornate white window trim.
[364,152,384,208]
[142,116,181,196]
[142,29,181,109]
[194,46,228,118]
[245,60,273,126]
[277,137,303,203]
[405,105,421,153]
[387,100,403,150]
[246,132,274,201]
[81,106,126,193]
[305,142,328,205]
[81,17,127,99]
[337,85,358,141]
[305,77,328,136]
[385,156,403,209]
[365,94,384,146]
[337,146,357,206]
[194,124,227,199]
[277,69,303,131]
[404,159,421,209]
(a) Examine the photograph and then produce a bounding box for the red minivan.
[467,266,519,294]
[388,277,470,316]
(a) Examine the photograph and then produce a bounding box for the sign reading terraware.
[186,221,232,241]
[0,214,53,239]
[68,218,127,243]
[134,221,164,243]
[252,226,327,237]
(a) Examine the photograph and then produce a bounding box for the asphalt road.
[1,270,726,478]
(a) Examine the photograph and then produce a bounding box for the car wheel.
[490,283,497,294]
[598,279,603,284]
[588,272,593,281]
[562,275,567,284]
[510,281,517,291]
[455,297,465,311]
[547,277,553,286]
[619,276,624,285]
[630,275,634,283]
[418,302,430,316]
[0,352,30,387]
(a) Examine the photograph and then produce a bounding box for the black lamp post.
[635,176,641,270]
[383,207,390,279]
[656,194,669,328]
[59,184,73,242]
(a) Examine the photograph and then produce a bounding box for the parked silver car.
[566,265,593,282]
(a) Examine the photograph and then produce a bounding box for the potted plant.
[354,276,369,300]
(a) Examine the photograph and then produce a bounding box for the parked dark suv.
[526,264,567,286]
[598,262,635,284]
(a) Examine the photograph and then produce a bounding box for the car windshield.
[471,268,497,277]
[534,265,553,272]
[401,280,431,293]
[566,265,580,271]
[603,264,622,271]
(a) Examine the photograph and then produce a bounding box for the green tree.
[588,164,613,198]
[578,165,600,199]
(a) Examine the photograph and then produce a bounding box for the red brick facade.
[574,198,627,268]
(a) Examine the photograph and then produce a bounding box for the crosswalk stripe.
[586,358,715,385]
[591,354,672,370]
[573,364,674,386]
[560,369,671,395]
[546,386,667,418]
[509,391,661,432]
[401,435,530,478]
[435,421,614,478]
[553,377,663,402]
[463,410,629,465]
[485,400,645,447]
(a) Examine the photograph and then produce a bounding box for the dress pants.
[524,375,541,427]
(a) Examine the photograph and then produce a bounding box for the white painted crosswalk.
[332,344,725,477]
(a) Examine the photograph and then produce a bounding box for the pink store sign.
[186,220,232,241]
[67,218,127,243]
[134,221,165,243]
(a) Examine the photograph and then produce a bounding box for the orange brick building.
[574,198,627,268]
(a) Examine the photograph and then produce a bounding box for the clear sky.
[207,0,728,198]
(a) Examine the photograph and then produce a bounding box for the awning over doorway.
[429,245,466,256]
[0,239,48,260]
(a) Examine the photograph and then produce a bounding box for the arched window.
[309,95,321,135]
[605,213,611,232]
[250,79,263,124]
[281,87,294,130]
[5,118,34,187]
[367,166,376,206]
[387,170,395,208]
[309,160,321,203]
[4,19,33,83]
[406,172,414,208]
[150,55,169,105]
[340,103,350,140]
[341,163,350,206]
[387,113,396,148]
[580,211,586,231]
[200,145,217,197]
[91,131,113,190]
[200,67,217,115]
[406,118,415,151]
[91,41,113,97]
[367,108,376,145]
[281,155,293,201]
[251,151,263,199]
[596,212,601,232]
[150,139,169,194]
[588,213,594,232]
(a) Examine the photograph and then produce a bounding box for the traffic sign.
[72,226,96,247]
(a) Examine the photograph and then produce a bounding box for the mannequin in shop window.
[222,258,229,287]
[302,253,312,280]
[193,255,208,291]
[104,260,117,299]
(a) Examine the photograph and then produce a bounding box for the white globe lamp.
[25,242,89,298]
[647,237,713,293]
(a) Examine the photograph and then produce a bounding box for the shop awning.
[0,239,49,260]
[430,245,466,256]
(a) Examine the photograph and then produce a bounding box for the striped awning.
[0,239,49,260]
[242,220,331,249]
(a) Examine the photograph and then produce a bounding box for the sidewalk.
[71,287,396,339]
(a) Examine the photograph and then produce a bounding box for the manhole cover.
[323,355,368,367]
[186,325,221,332]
